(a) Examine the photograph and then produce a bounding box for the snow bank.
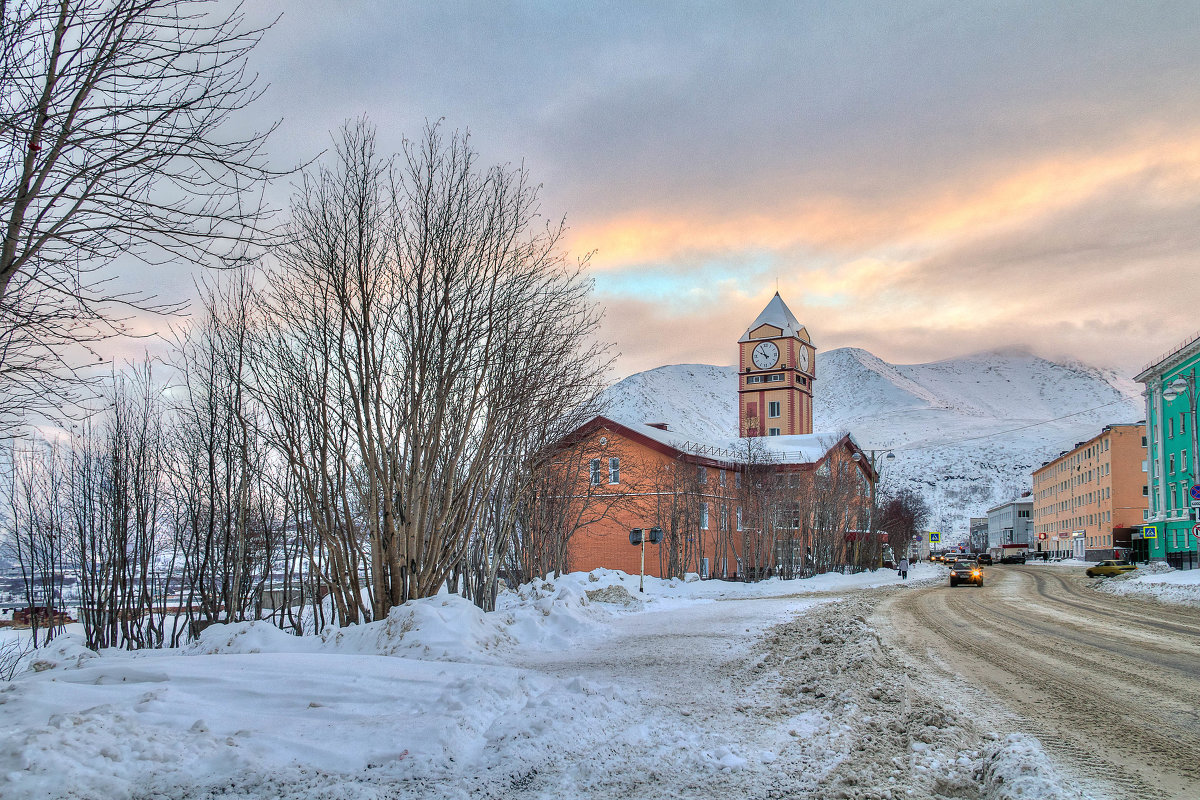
[1095,565,1200,608]
[0,565,934,799]
[979,733,1082,800]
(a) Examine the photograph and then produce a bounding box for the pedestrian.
[898,557,909,580]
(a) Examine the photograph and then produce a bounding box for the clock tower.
[738,292,815,437]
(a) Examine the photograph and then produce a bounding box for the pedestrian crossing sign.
[1141,524,1158,539]
[929,532,941,544]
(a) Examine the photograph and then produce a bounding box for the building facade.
[1136,334,1200,569]
[968,517,988,554]
[1031,424,1147,562]
[561,293,878,579]
[986,498,1033,555]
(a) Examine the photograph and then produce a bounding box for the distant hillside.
[599,348,1144,535]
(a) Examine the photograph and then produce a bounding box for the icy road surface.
[882,564,1200,800]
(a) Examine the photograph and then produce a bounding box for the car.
[999,553,1026,564]
[976,553,993,565]
[1086,560,1137,578]
[948,560,984,587]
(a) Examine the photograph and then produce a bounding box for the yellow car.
[1085,560,1137,578]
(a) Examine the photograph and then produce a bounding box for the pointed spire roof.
[738,292,809,342]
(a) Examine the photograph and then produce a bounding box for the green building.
[1136,334,1200,568]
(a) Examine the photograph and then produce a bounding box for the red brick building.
[560,294,878,579]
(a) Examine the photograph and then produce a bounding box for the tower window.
[768,401,781,418]
[768,374,784,383]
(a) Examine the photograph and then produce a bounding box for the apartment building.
[986,498,1033,555]
[1136,333,1200,569]
[1031,423,1147,561]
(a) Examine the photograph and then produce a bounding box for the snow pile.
[979,733,1082,800]
[0,564,1034,799]
[1095,565,1200,608]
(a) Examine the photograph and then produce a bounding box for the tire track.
[879,567,1200,800]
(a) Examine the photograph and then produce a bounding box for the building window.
[747,375,764,384]
[700,502,709,530]
[698,466,707,484]
[589,459,602,486]
[1170,454,1176,474]
[768,374,784,383]
[736,506,743,531]
[1183,413,1188,435]
[735,471,742,488]
[609,457,620,484]
[719,469,726,487]
[1169,418,1175,438]
[720,505,728,530]
[1183,450,1189,474]
[768,428,781,436]
[768,401,781,418]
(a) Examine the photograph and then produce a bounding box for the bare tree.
[249,119,608,623]
[0,0,276,428]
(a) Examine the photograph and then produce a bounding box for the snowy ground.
[1092,563,1200,608]
[1,566,1081,799]
[1016,558,1200,608]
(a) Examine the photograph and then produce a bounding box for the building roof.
[566,415,876,480]
[1135,331,1200,382]
[738,292,810,343]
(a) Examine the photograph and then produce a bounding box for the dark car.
[999,553,1026,564]
[948,560,984,587]
[976,553,993,565]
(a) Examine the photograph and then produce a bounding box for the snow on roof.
[616,418,851,466]
[738,292,809,343]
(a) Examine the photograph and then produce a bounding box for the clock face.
[752,341,779,369]
[798,346,810,372]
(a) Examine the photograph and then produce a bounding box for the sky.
[125,1,1200,380]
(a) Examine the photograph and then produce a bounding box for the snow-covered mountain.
[599,348,1144,534]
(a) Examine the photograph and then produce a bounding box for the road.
[880,564,1200,800]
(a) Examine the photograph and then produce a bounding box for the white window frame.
[609,457,620,484]
[768,428,781,436]
[768,401,781,418]
[700,502,709,530]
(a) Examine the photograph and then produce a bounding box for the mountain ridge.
[599,347,1144,535]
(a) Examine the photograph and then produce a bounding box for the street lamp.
[852,449,895,569]
[1164,370,1199,528]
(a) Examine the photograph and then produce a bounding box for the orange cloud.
[567,129,1200,272]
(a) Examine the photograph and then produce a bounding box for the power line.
[884,396,1137,453]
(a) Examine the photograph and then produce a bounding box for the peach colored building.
[1031,423,1148,561]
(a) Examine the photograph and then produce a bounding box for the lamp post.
[1164,370,1199,541]
[851,448,895,569]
